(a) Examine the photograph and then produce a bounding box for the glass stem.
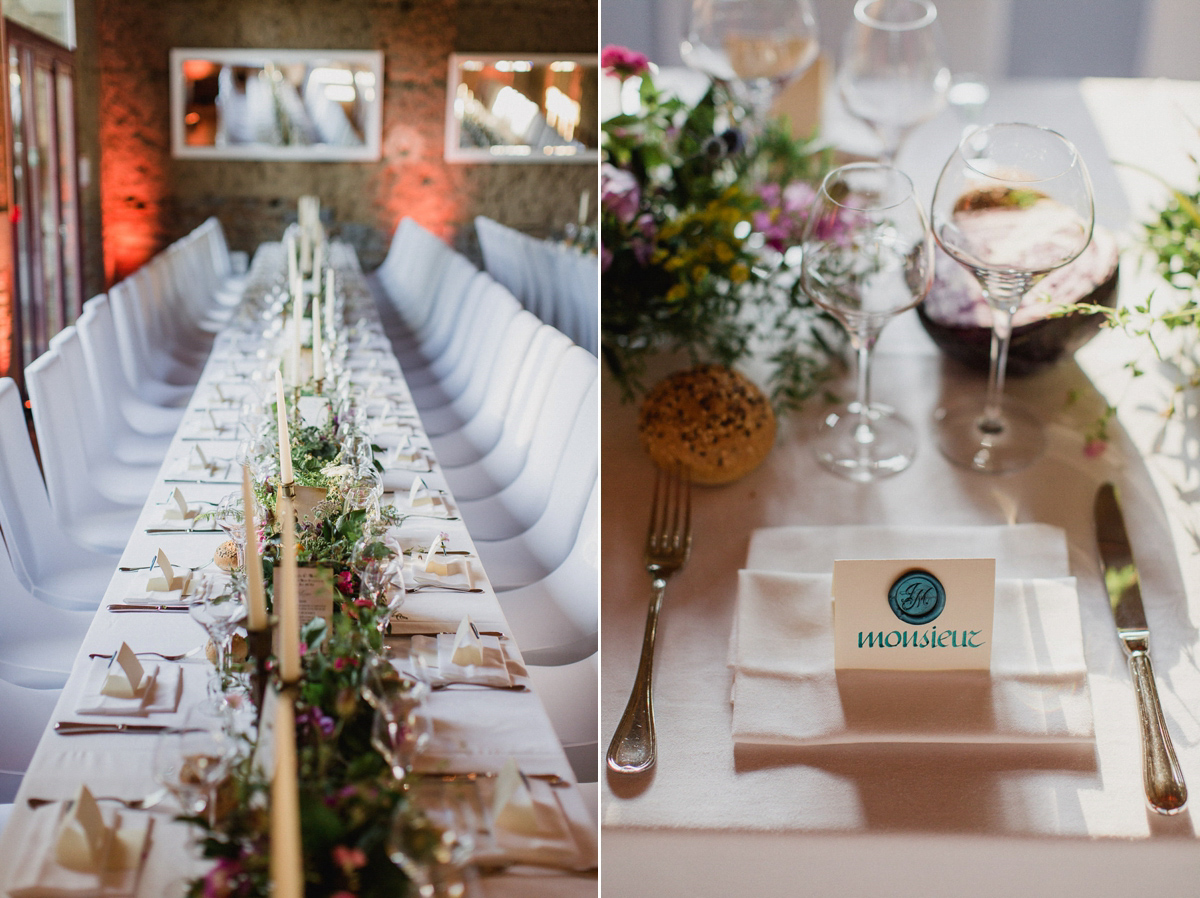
[982,303,1017,433]
[852,324,880,444]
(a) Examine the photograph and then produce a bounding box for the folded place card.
[410,634,512,687]
[729,570,1094,746]
[492,759,554,837]
[408,477,436,508]
[450,616,484,667]
[188,444,214,472]
[832,558,995,671]
[79,659,182,717]
[390,435,425,468]
[147,549,191,593]
[55,786,107,873]
[101,644,146,699]
[162,487,199,522]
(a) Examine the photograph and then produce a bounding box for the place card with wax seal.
[832,558,995,671]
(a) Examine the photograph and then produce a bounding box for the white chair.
[375,218,456,331]
[457,377,598,540]
[438,330,577,499]
[473,407,597,591]
[106,281,195,408]
[33,339,158,507]
[526,654,598,784]
[0,679,62,803]
[495,482,597,666]
[398,271,494,391]
[382,254,480,369]
[77,296,186,437]
[0,536,92,689]
[49,328,167,472]
[408,281,522,411]
[419,310,542,439]
[25,353,142,553]
[0,379,116,606]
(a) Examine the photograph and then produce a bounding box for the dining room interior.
[0,0,601,895]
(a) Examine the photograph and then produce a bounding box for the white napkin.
[77,659,183,717]
[393,479,453,517]
[730,570,1094,745]
[407,554,476,590]
[6,803,152,897]
[410,634,512,687]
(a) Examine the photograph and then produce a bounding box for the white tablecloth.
[602,78,1200,896]
[0,243,596,897]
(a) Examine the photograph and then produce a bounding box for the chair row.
[371,218,598,781]
[475,216,598,356]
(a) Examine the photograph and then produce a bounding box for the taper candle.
[312,294,324,383]
[274,369,294,485]
[277,494,301,682]
[269,689,303,898]
[241,465,267,631]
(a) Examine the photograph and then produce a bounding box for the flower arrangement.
[600,45,842,411]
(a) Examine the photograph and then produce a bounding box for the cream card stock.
[101,644,145,699]
[146,550,191,593]
[450,616,484,667]
[162,488,198,522]
[55,786,107,873]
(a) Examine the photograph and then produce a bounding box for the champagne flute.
[838,0,950,163]
[681,0,819,132]
[930,123,1094,473]
[801,162,934,480]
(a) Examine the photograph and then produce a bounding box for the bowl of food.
[916,225,1119,376]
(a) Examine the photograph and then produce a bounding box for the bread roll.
[638,365,776,485]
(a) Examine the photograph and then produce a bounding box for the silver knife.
[108,603,191,612]
[55,721,172,735]
[1094,482,1188,814]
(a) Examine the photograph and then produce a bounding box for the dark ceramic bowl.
[916,226,1120,377]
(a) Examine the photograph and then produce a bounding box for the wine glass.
[351,529,404,629]
[387,783,481,898]
[188,575,247,705]
[681,0,820,132]
[837,0,950,163]
[930,123,1094,473]
[152,705,235,826]
[801,162,934,480]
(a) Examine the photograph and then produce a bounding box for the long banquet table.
[601,77,1200,896]
[0,242,596,897]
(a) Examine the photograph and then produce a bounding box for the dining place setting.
[601,0,1200,894]
[0,196,597,898]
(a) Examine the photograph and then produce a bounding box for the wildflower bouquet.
[600,45,841,411]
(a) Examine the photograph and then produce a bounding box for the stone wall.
[76,0,597,291]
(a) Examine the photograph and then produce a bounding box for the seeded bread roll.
[213,540,239,572]
[638,365,776,485]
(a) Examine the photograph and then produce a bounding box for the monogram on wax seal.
[888,569,946,626]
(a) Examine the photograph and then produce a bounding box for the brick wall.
[76,0,597,290]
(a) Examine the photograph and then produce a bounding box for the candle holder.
[245,623,276,723]
[280,481,297,501]
[314,378,324,396]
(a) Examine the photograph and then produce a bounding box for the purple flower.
[601,45,650,79]
[601,244,614,272]
[203,857,242,898]
[602,164,641,225]
[300,706,336,737]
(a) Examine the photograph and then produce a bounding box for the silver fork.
[606,464,692,774]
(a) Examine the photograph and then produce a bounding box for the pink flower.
[602,164,641,225]
[335,570,357,597]
[601,45,650,79]
[1084,438,1107,458]
[601,244,614,272]
[332,846,368,873]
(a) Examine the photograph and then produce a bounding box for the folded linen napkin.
[5,803,152,897]
[410,633,513,687]
[730,570,1094,745]
[76,659,183,717]
[472,773,588,871]
[406,555,476,590]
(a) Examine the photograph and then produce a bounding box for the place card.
[832,558,995,671]
[163,487,199,521]
[492,759,558,837]
[188,444,214,471]
[450,616,484,667]
[101,643,146,699]
[147,549,192,593]
[55,786,108,873]
[297,565,335,630]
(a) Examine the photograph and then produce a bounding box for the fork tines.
[647,463,692,560]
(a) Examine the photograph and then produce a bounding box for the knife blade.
[55,721,172,735]
[107,603,191,612]
[1094,482,1188,814]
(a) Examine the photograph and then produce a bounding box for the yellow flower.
[714,242,734,263]
[730,263,749,284]
[666,284,689,302]
[692,264,709,281]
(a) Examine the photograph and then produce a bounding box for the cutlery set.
[606,472,1190,816]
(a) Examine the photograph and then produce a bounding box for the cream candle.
[269,690,303,898]
[274,369,294,485]
[324,269,335,340]
[312,294,324,383]
[241,465,268,631]
[277,494,301,682]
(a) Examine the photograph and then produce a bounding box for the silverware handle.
[1129,650,1187,814]
[606,577,666,774]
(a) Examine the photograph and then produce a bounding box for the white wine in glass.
[681,0,819,131]
[930,123,1094,473]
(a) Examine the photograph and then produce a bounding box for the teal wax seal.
[888,569,946,625]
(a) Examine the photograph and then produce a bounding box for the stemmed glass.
[188,575,247,705]
[837,0,950,163]
[152,705,235,826]
[351,529,405,632]
[387,782,481,898]
[801,162,934,480]
[930,123,1094,473]
[681,0,819,132]
[365,654,433,781]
